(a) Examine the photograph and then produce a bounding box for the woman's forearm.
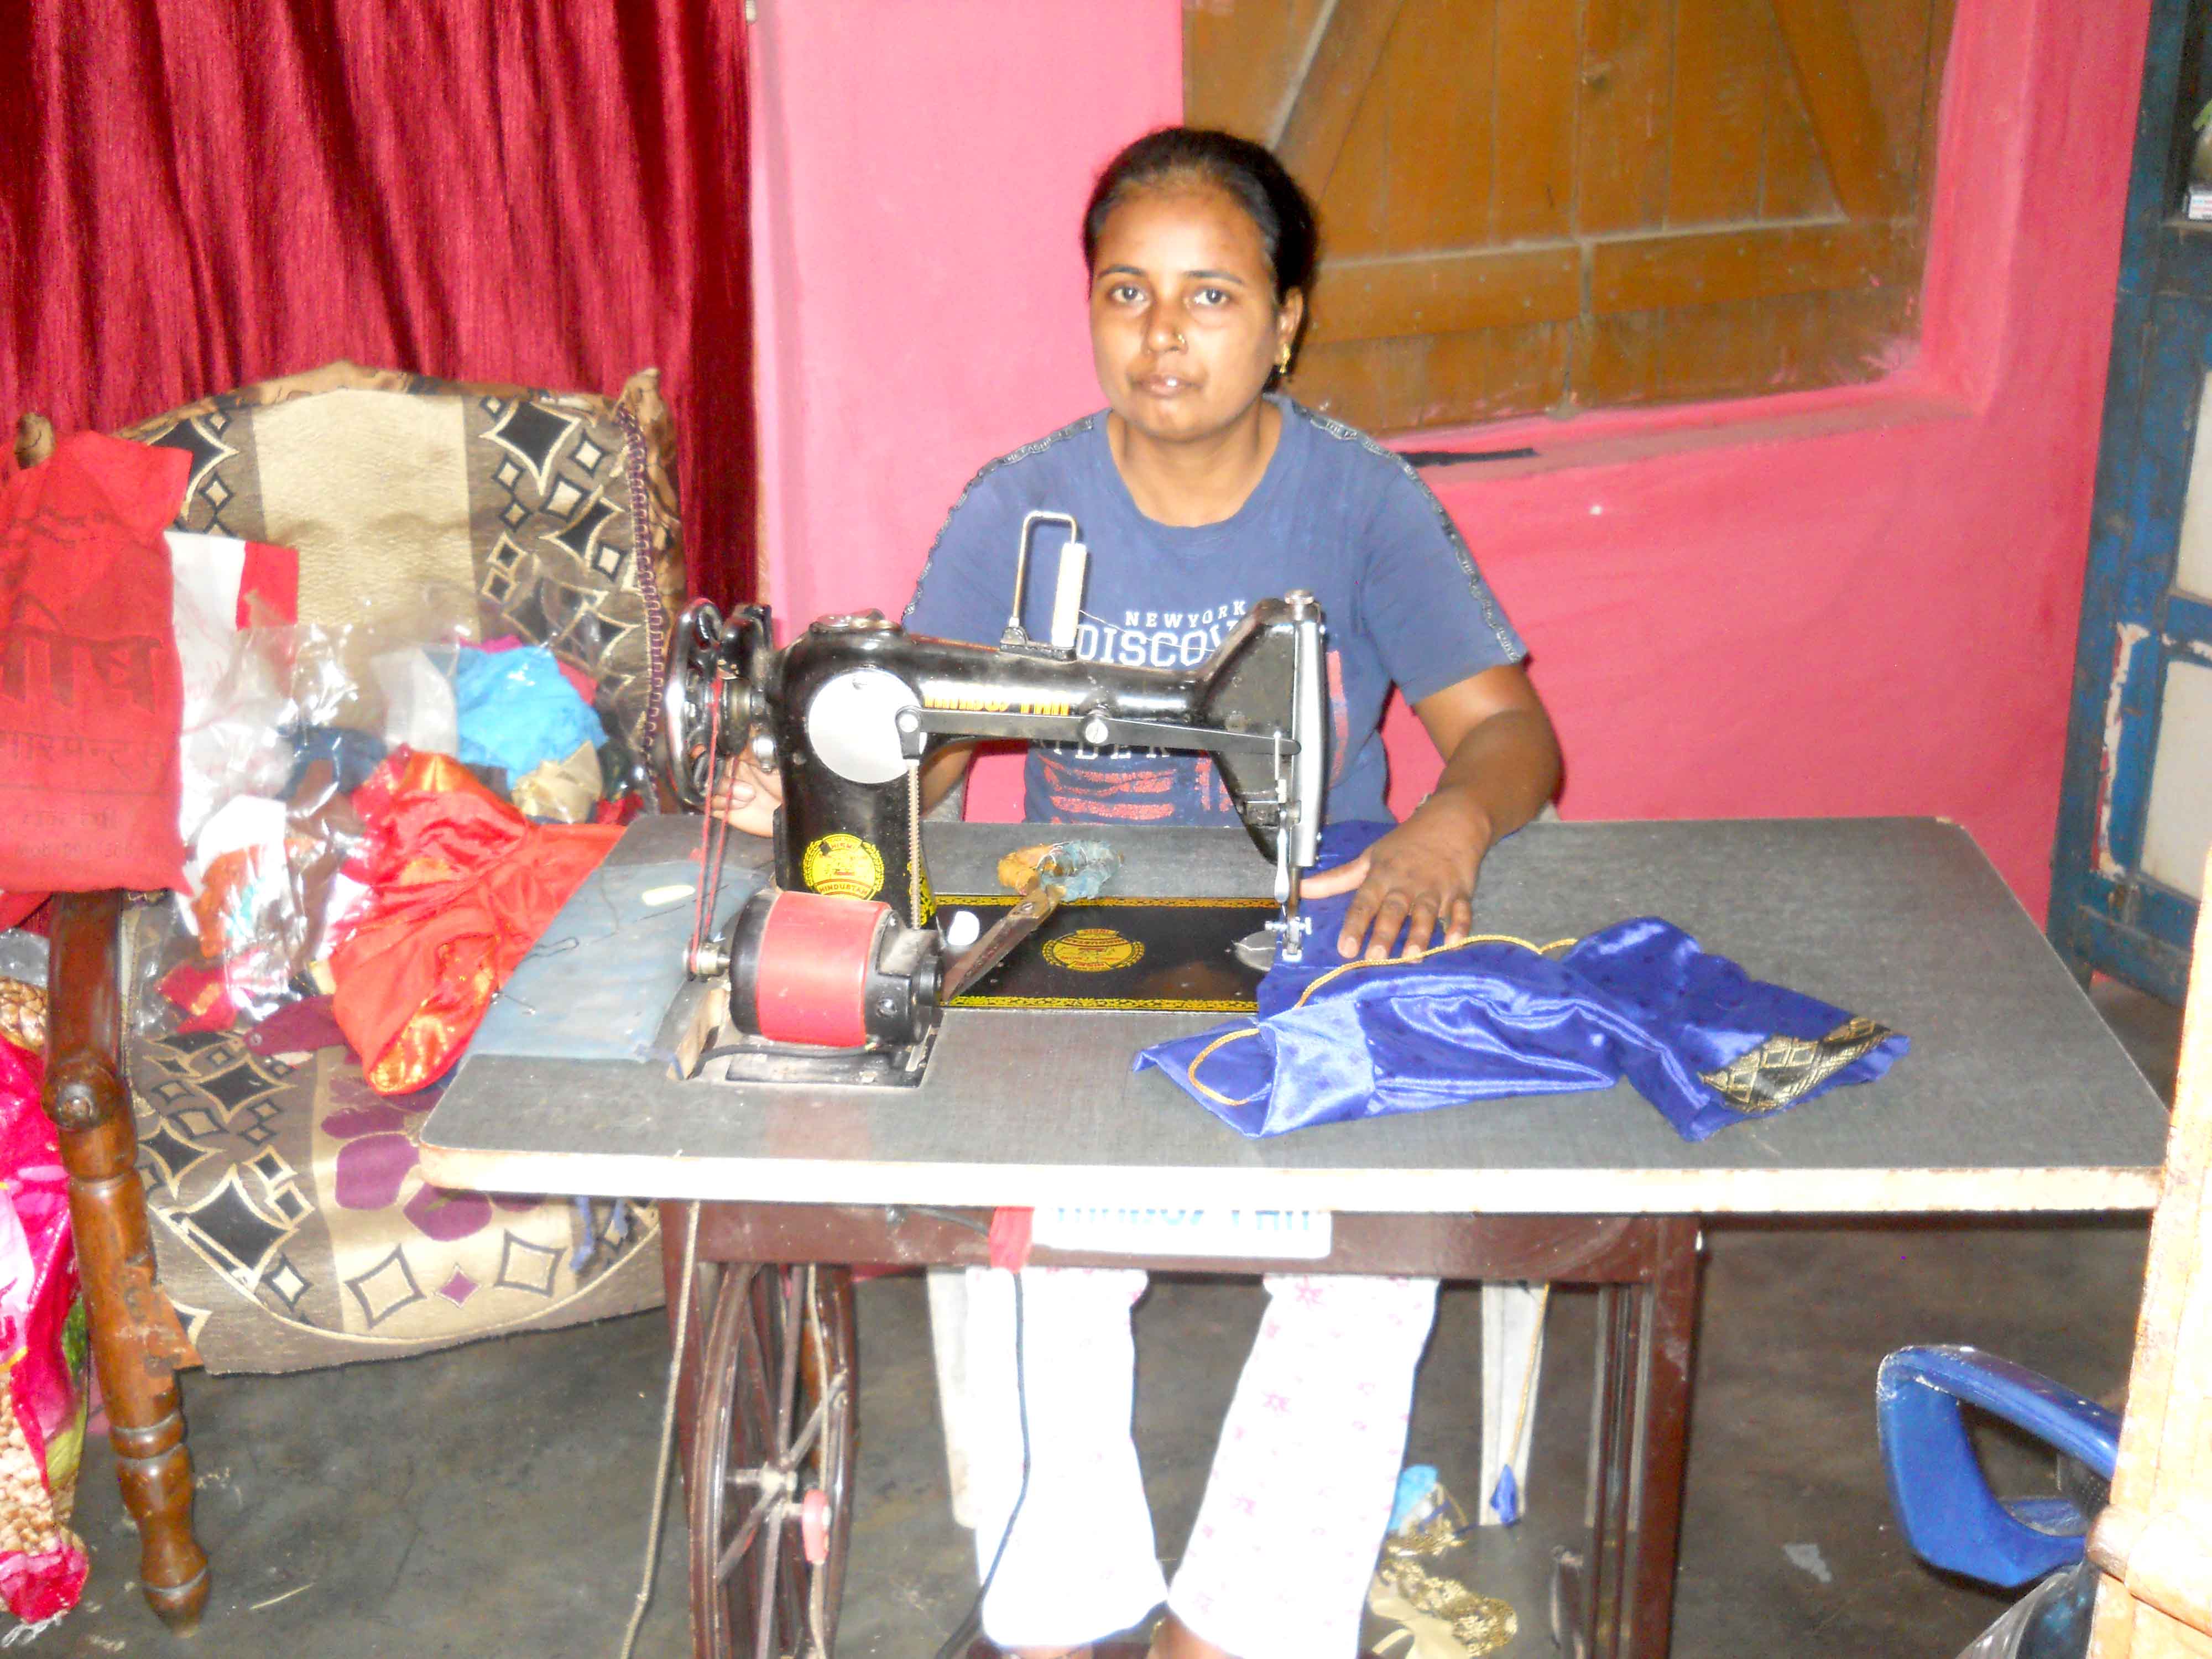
[1419,706,1562,848]
[919,742,978,813]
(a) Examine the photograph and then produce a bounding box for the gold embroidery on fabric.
[1368,1482,1518,1657]
[1700,1015,1893,1114]
[1371,1561,1519,1657]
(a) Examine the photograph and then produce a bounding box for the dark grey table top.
[419,817,2171,1214]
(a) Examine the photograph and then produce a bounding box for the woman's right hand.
[708,755,783,837]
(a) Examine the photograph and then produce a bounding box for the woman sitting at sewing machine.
[720,127,1561,1659]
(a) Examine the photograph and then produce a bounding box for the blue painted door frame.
[2051,0,2212,1005]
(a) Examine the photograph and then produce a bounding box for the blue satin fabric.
[1136,822,1907,1141]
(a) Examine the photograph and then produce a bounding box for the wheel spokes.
[714,1485,781,1586]
[775,1269,804,1448]
[752,1490,785,1659]
[783,1380,842,1471]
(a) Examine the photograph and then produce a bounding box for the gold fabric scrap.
[1700,1015,1894,1114]
[1367,1479,1518,1658]
[0,978,46,1055]
[510,740,603,824]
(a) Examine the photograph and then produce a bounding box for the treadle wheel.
[690,1264,857,1659]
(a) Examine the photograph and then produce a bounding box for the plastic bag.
[0,936,46,995]
[1953,1561,2097,1659]
[372,644,462,755]
[137,586,481,1039]
[283,582,481,734]
[0,1024,90,1624]
[172,539,299,845]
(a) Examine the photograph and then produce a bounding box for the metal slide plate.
[936,894,1273,1011]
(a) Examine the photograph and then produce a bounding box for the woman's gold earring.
[1276,344,1293,373]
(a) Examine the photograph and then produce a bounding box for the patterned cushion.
[127,1008,661,1375]
[114,359,684,770]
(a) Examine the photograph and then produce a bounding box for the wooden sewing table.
[418,817,2172,1659]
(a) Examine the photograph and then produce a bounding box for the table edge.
[416,1140,2164,1215]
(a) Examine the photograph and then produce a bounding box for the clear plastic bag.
[175,592,296,846]
[0,935,46,992]
[140,585,485,1038]
[1952,1561,2097,1659]
[283,581,481,733]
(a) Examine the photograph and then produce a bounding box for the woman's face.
[1088,182,1303,446]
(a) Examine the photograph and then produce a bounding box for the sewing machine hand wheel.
[660,599,774,810]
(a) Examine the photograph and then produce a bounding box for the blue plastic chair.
[1876,1345,2121,1590]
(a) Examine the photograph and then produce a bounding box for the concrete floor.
[31,981,2182,1659]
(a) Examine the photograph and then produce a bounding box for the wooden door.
[2052,0,2212,1005]
[1186,0,1954,435]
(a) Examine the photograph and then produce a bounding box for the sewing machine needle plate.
[935,895,1272,1012]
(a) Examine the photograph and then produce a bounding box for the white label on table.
[1032,1205,1333,1259]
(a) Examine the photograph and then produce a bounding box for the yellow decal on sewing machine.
[802,833,885,901]
[920,692,1074,716]
[916,863,936,924]
[1042,927,1145,972]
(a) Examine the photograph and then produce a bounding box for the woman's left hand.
[1300,792,1496,962]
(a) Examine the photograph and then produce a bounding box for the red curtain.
[0,0,753,607]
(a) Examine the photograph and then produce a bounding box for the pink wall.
[747,1,1180,622]
[748,0,2147,912]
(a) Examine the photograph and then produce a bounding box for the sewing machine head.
[661,512,1324,942]
[655,512,1326,1082]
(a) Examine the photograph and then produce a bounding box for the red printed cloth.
[0,433,189,896]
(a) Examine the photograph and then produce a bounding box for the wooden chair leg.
[43,893,207,1630]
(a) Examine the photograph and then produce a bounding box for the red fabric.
[157,961,241,1036]
[988,1207,1035,1272]
[241,994,350,1060]
[331,750,619,1094]
[0,434,190,895]
[237,541,299,628]
[0,1,752,610]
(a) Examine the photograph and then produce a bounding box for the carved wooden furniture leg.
[43,893,207,1630]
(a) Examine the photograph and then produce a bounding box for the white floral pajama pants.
[941,1266,1439,1657]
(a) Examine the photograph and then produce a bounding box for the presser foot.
[1235,910,1313,973]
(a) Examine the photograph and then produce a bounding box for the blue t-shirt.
[903,396,1526,827]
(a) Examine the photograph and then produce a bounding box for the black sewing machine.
[655,510,1326,1084]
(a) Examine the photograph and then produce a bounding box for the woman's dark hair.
[1082,127,1319,304]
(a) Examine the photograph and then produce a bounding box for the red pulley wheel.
[749,890,887,1048]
